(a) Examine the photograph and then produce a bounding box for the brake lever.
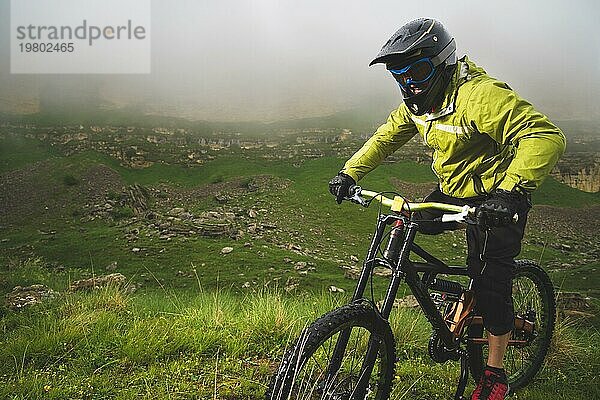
[345,185,368,207]
[441,205,471,223]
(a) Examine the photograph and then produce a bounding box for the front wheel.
[266,302,396,400]
[467,260,556,393]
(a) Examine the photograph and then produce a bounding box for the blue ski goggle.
[388,57,436,89]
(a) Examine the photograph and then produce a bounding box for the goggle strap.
[430,38,456,66]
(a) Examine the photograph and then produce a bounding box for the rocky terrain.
[553,163,600,192]
[1,121,598,318]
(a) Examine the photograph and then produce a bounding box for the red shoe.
[471,368,509,400]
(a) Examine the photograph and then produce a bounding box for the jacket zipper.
[425,122,444,183]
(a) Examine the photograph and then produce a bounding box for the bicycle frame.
[324,189,485,400]
[288,189,539,400]
[353,213,468,347]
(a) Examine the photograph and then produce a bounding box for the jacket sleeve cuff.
[340,169,360,183]
[497,179,517,192]
[497,178,529,194]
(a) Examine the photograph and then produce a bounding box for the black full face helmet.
[370,18,457,115]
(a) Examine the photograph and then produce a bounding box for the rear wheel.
[467,260,556,392]
[266,302,395,400]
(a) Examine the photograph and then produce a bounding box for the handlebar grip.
[468,207,519,224]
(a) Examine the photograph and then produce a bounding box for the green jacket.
[341,56,566,198]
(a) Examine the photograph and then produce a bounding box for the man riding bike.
[329,18,565,400]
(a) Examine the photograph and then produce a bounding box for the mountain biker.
[329,18,565,400]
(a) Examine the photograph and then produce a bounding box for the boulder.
[69,273,127,292]
[5,284,58,310]
[221,246,234,254]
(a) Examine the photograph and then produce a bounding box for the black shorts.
[414,188,531,335]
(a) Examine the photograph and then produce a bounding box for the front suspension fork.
[324,216,397,394]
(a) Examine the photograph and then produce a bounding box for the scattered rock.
[377,295,419,309]
[284,276,299,292]
[242,281,251,288]
[221,246,234,254]
[340,265,391,279]
[373,267,392,277]
[214,194,229,204]
[5,284,58,310]
[124,282,143,294]
[248,209,258,218]
[197,223,235,238]
[126,184,149,215]
[294,261,307,270]
[328,285,345,293]
[131,247,141,253]
[344,267,361,280]
[106,261,118,271]
[180,212,194,220]
[350,255,359,263]
[169,207,185,216]
[69,273,127,292]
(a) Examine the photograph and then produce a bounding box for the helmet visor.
[388,58,435,89]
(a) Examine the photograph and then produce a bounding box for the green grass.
[532,176,600,207]
[1,137,599,398]
[0,273,350,399]
[0,265,598,399]
[0,136,59,173]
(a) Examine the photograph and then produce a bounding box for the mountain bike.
[266,186,555,400]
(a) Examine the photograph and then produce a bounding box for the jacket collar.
[424,56,471,122]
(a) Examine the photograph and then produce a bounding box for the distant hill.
[2,109,599,138]
[0,106,388,134]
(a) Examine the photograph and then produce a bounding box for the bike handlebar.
[346,186,518,224]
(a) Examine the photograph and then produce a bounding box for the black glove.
[476,189,525,228]
[328,173,355,204]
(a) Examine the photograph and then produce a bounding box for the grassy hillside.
[1,134,599,398]
[1,263,598,399]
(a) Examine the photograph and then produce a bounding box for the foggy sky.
[1,0,599,122]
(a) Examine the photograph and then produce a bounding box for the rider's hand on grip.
[328,173,355,204]
[476,189,524,228]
